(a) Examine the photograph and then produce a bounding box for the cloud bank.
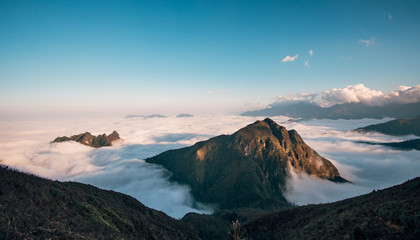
[274,84,420,107]
[0,115,261,218]
[1,115,419,213]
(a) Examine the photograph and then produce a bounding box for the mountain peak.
[235,118,344,181]
[146,119,346,210]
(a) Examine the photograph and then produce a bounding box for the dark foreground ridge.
[146,118,347,210]
[0,165,198,240]
[1,165,419,239]
[52,131,121,148]
[243,176,420,240]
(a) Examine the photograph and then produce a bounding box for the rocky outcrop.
[52,131,121,148]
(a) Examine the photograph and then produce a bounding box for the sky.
[1,0,420,118]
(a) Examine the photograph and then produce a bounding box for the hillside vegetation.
[1,165,419,239]
[0,165,198,240]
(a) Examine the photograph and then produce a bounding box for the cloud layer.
[274,84,420,107]
[273,116,420,204]
[0,115,261,218]
[1,115,419,214]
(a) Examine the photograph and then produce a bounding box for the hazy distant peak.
[176,113,194,118]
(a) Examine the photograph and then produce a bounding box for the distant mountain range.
[242,101,420,119]
[2,164,418,239]
[52,131,120,148]
[146,118,346,210]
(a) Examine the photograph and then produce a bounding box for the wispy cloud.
[359,37,377,47]
[309,50,314,56]
[304,60,310,68]
[281,54,299,62]
[384,12,392,20]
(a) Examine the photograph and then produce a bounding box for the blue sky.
[1,0,419,118]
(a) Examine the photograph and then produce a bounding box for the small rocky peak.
[52,131,121,148]
[108,131,120,142]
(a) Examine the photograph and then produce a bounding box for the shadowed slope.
[0,165,198,240]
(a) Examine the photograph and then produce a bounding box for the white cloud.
[359,37,377,47]
[281,54,299,62]
[304,60,310,68]
[273,92,318,104]
[385,12,392,20]
[322,84,384,105]
[309,50,314,56]
[1,115,419,213]
[274,84,420,107]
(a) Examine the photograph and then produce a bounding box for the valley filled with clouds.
[1,114,419,218]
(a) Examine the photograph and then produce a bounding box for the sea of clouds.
[1,114,419,218]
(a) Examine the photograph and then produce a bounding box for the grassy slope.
[0,165,198,240]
